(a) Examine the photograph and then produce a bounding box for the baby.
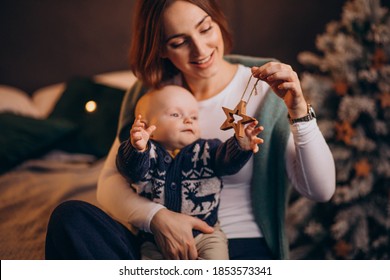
[116,85,263,259]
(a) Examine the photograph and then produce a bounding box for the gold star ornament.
[354,158,372,177]
[372,47,387,69]
[220,100,256,138]
[334,81,349,96]
[335,121,355,145]
[379,92,390,109]
[333,240,352,258]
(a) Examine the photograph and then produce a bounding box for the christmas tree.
[287,0,390,259]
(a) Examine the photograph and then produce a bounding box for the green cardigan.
[117,54,291,259]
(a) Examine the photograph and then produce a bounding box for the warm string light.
[85,100,97,113]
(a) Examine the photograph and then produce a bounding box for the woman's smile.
[190,50,215,68]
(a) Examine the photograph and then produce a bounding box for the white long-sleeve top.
[97,65,335,238]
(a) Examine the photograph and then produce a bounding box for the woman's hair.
[129,0,233,88]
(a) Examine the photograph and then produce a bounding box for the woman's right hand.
[150,208,214,260]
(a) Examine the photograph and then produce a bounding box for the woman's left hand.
[251,62,307,119]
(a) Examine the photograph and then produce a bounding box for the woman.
[45,0,335,260]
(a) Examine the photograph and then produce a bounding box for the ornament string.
[241,75,260,104]
[220,75,259,137]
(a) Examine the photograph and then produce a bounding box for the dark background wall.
[1,0,389,93]
[222,0,345,68]
[0,0,135,93]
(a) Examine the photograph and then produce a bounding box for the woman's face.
[162,1,225,81]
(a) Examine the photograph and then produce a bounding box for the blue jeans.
[45,200,274,260]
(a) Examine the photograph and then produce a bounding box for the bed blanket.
[0,151,102,260]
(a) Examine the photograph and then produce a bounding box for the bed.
[0,72,137,260]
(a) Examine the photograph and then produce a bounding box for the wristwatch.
[288,104,316,124]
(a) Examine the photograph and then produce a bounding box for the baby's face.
[148,86,200,151]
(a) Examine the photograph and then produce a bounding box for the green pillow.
[49,77,125,157]
[0,113,76,174]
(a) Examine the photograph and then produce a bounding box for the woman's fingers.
[251,62,307,115]
[251,62,293,79]
[150,209,213,260]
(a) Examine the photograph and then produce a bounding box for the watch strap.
[288,104,316,124]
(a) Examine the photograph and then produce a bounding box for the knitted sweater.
[118,55,291,259]
[116,137,252,234]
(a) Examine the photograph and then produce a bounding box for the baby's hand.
[237,121,264,153]
[130,114,156,152]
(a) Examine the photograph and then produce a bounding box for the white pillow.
[7,70,137,119]
[0,85,41,118]
[94,70,137,90]
[32,83,65,118]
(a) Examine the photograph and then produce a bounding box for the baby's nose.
[184,117,193,124]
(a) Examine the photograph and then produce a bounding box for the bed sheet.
[0,151,102,260]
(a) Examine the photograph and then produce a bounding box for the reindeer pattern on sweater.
[116,137,252,229]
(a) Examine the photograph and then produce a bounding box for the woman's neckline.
[184,61,239,101]
[197,64,245,105]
